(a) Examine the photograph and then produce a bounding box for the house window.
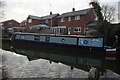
[45,19,48,23]
[74,27,81,32]
[20,23,22,26]
[68,17,71,21]
[9,22,12,25]
[85,28,88,32]
[75,15,80,20]
[61,18,65,22]
[28,19,32,23]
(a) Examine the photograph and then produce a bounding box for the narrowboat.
[10,32,118,57]
[11,33,117,59]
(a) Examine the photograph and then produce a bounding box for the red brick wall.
[41,18,58,27]
[20,21,29,28]
[2,20,20,28]
[31,19,42,25]
[58,15,86,35]
[86,9,95,23]
[47,19,52,26]
[58,10,95,35]
[27,15,59,27]
[72,15,86,35]
[45,15,59,27]
[13,21,20,27]
[27,17,43,27]
[58,18,66,26]
[52,16,59,26]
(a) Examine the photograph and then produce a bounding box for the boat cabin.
[11,33,104,48]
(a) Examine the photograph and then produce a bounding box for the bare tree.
[102,5,116,23]
[0,0,5,7]
[118,1,120,23]
[0,0,5,21]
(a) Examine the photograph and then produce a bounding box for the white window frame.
[68,17,71,21]
[85,28,88,32]
[28,19,32,23]
[74,27,81,32]
[75,15,80,20]
[61,17,65,22]
[20,23,22,26]
[45,19,49,23]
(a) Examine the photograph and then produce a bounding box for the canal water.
[0,49,89,78]
[0,49,120,79]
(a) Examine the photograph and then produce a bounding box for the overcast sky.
[2,0,120,22]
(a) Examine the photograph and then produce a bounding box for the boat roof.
[14,32,102,38]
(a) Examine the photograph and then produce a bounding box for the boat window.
[24,35,34,41]
[40,36,46,42]
[15,35,21,39]
[34,35,40,41]
[15,34,34,41]
[49,36,77,45]
[45,36,50,42]
[20,35,25,39]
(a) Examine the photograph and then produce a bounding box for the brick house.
[41,13,59,27]
[2,19,20,37]
[27,15,42,27]
[20,8,95,35]
[20,20,28,28]
[27,13,59,28]
[57,8,95,35]
[25,13,59,34]
[2,19,20,28]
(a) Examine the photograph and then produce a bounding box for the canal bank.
[1,38,12,51]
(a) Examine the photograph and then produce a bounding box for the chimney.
[50,12,52,15]
[72,8,75,12]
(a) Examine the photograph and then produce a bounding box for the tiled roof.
[21,20,27,23]
[31,24,49,28]
[28,15,42,20]
[28,14,59,20]
[41,14,59,20]
[1,19,19,23]
[58,8,92,18]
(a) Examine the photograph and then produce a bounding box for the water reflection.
[0,49,89,78]
[14,48,118,73]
